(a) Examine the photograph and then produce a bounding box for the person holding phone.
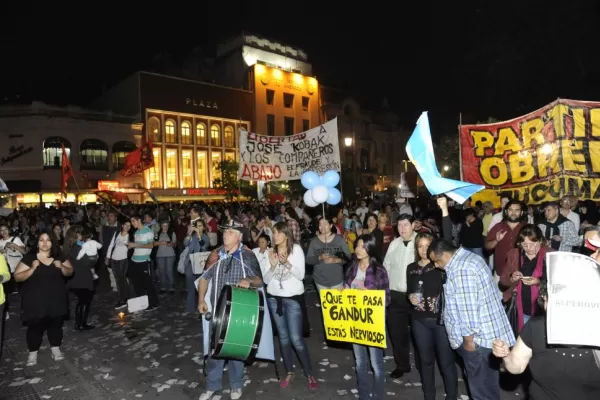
[500,224,553,332]
[154,221,177,293]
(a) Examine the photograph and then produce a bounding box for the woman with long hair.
[14,233,73,366]
[64,226,97,331]
[306,217,351,293]
[344,233,390,400]
[154,220,177,293]
[105,220,132,309]
[264,221,317,390]
[500,224,553,332]
[406,197,457,400]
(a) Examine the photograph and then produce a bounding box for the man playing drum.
[197,225,263,400]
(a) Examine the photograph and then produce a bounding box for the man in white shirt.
[383,213,417,379]
[560,196,580,233]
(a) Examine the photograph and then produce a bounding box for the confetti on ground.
[343,374,352,380]
[329,364,338,368]
[29,378,42,384]
[337,389,347,395]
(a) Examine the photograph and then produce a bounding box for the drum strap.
[212,246,247,307]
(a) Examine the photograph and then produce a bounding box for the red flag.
[120,140,154,177]
[61,144,73,197]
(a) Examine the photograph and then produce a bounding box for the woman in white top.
[105,221,132,309]
[253,233,271,275]
[264,221,317,391]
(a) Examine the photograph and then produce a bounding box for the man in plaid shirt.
[429,239,515,400]
[197,225,263,400]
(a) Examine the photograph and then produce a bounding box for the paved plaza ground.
[0,281,526,400]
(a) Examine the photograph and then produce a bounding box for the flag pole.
[458,112,464,181]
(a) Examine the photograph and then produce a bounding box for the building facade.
[0,102,142,207]
[91,71,253,202]
[321,88,413,197]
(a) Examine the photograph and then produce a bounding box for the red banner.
[120,142,154,177]
[460,99,600,204]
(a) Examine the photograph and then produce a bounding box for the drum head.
[211,285,265,362]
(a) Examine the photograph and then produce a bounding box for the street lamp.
[443,165,450,172]
[344,137,353,147]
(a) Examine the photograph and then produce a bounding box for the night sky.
[3,1,600,137]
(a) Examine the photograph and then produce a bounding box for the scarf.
[516,247,548,332]
[543,215,568,250]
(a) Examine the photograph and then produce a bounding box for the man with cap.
[197,224,263,400]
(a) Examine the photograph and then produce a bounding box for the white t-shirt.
[0,236,24,272]
[262,244,305,297]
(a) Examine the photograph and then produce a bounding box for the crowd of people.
[0,193,599,400]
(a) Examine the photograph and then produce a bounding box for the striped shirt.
[132,226,153,263]
[443,247,516,349]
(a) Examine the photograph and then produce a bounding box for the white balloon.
[311,185,329,204]
[303,190,319,207]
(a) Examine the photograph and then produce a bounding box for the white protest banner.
[238,118,340,182]
[546,251,600,347]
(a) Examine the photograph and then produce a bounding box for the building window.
[181,150,193,187]
[284,117,294,136]
[267,114,275,136]
[112,141,136,170]
[150,148,162,188]
[283,93,294,108]
[224,125,234,147]
[211,151,222,186]
[302,96,309,111]
[266,89,275,105]
[360,148,371,171]
[302,119,309,132]
[165,148,178,188]
[42,136,71,169]
[383,164,387,175]
[148,117,161,142]
[196,123,207,145]
[210,124,221,147]
[197,150,208,187]
[165,119,176,143]
[181,121,192,144]
[225,151,236,162]
[80,139,109,171]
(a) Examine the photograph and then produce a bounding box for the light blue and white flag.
[0,178,8,192]
[406,112,485,204]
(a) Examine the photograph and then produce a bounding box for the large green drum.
[211,285,265,361]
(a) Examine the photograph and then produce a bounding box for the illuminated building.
[92,72,252,202]
[0,102,142,207]
[213,34,321,136]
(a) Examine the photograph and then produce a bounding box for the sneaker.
[198,390,215,400]
[26,351,38,366]
[308,376,318,390]
[230,389,242,400]
[51,347,64,361]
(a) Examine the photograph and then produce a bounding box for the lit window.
[197,150,208,187]
[165,120,176,143]
[211,124,221,147]
[80,139,109,170]
[165,148,178,188]
[225,152,236,162]
[112,141,136,170]
[42,136,71,168]
[224,126,234,147]
[148,117,161,142]
[181,121,192,144]
[211,151,222,186]
[149,148,162,188]
[196,123,207,145]
[181,150,193,187]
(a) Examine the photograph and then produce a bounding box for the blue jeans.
[156,256,175,291]
[352,343,385,400]
[412,317,458,400]
[267,297,313,376]
[185,261,199,313]
[205,357,245,392]
[457,344,500,400]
